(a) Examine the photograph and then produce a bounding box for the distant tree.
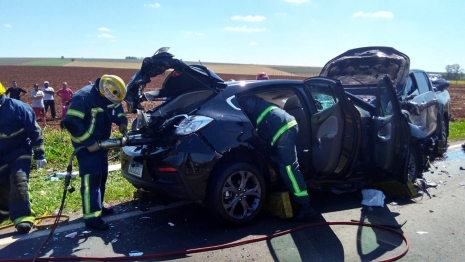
[125,56,137,60]
[445,64,464,83]
[61,56,64,59]
[71,58,75,62]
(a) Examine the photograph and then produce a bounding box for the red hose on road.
[3,221,409,262]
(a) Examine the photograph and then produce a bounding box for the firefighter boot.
[85,218,110,231]
[102,207,114,215]
[16,222,33,234]
[292,203,317,222]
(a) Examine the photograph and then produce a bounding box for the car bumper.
[121,135,219,202]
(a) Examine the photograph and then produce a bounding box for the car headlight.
[174,115,213,135]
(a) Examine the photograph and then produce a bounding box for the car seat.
[283,96,311,173]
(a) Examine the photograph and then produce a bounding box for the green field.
[22,59,73,66]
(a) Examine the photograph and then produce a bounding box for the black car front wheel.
[206,162,266,225]
[407,148,423,182]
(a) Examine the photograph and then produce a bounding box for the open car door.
[303,77,361,177]
[373,75,411,182]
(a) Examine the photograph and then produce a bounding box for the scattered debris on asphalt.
[361,189,385,207]
[416,231,428,234]
[65,232,77,239]
[110,232,121,243]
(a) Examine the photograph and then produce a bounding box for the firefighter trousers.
[76,149,109,223]
[275,126,311,206]
[0,156,35,225]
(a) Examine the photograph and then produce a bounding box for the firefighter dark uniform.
[0,86,47,233]
[239,95,315,220]
[62,75,127,230]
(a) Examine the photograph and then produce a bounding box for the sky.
[1,0,464,72]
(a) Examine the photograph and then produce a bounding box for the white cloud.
[222,26,266,32]
[98,27,111,32]
[284,0,309,3]
[98,34,116,39]
[249,41,258,46]
[144,3,160,8]
[3,24,12,28]
[231,15,266,22]
[184,32,205,37]
[353,11,394,18]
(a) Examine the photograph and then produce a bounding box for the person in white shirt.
[42,81,56,120]
[31,84,46,126]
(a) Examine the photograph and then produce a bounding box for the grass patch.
[450,79,465,85]
[22,59,72,66]
[0,127,135,226]
[449,120,465,141]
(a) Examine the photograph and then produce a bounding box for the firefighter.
[238,95,316,221]
[62,75,128,230]
[0,81,47,234]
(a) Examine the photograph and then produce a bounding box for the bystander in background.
[42,81,56,120]
[56,82,74,119]
[5,80,27,101]
[31,84,46,127]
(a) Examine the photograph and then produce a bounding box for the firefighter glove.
[36,159,47,169]
[87,142,101,152]
[119,124,128,135]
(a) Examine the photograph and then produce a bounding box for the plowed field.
[1,66,464,131]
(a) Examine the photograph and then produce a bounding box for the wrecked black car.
[120,47,421,225]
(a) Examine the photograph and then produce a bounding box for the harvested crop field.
[0,65,464,131]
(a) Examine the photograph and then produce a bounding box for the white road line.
[0,201,190,246]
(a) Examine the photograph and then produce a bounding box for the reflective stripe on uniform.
[117,113,125,118]
[82,173,102,220]
[83,174,91,216]
[13,216,35,226]
[271,120,297,146]
[17,154,31,161]
[0,155,31,173]
[70,107,104,144]
[32,145,45,152]
[285,165,308,197]
[66,109,85,119]
[83,210,102,220]
[256,105,278,128]
[107,103,120,109]
[0,128,24,139]
[0,164,7,173]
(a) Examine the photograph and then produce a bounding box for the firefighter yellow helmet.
[0,82,5,96]
[99,75,126,103]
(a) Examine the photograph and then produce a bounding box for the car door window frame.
[414,72,432,94]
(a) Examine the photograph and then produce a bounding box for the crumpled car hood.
[320,46,410,94]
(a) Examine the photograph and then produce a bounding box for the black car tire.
[407,148,423,182]
[206,162,266,226]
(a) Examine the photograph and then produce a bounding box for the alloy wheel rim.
[222,170,262,220]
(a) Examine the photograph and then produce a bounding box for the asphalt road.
[1,142,464,262]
